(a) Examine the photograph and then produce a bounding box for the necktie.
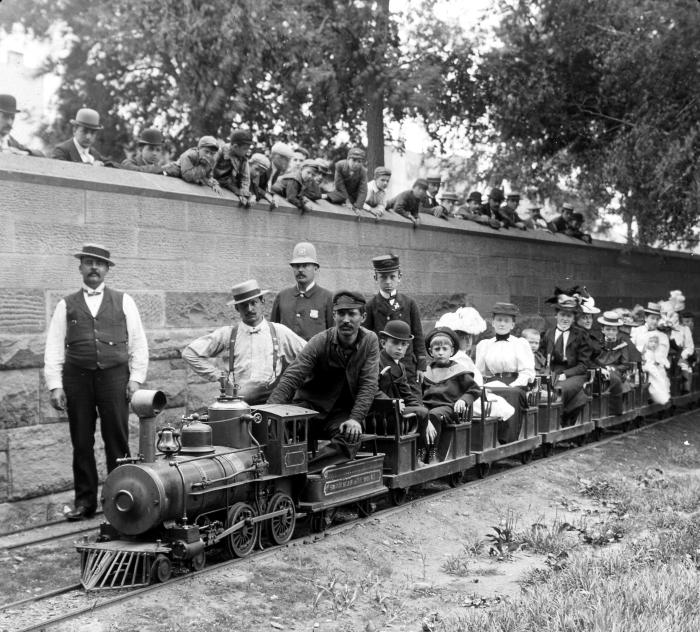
[495,334,509,342]
[554,330,565,359]
[84,290,102,297]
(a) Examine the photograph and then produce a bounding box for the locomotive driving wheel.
[447,470,466,488]
[225,502,259,558]
[520,449,534,465]
[266,492,296,545]
[309,509,335,533]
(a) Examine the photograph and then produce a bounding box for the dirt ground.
[57,411,700,632]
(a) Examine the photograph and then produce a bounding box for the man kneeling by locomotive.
[267,291,380,471]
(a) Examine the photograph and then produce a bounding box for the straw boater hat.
[598,311,623,327]
[643,302,662,315]
[227,279,270,306]
[73,243,114,267]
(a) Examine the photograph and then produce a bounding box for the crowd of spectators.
[1,96,593,242]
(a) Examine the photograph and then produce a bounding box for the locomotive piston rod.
[131,389,167,463]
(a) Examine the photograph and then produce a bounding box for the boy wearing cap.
[422,327,481,464]
[419,175,445,217]
[247,153,278,209]
[213,128,253,205]
[390,180,429,227]
[438,192,460,218]
[258,142,294,191]
[44,244,149,521]
[524,206,549,231]
[365,255,427,403]
[0,94,43,156]
[375,321,430,462]
[595,311,635,415]
[496,192,527,230]
[268,290,380,470]
[548,203,574,233]
[333,147,368,211]
[121,128,169,173]
[171,136,223,195]
[182,279,305,405]
[272,159,322,213]
[364,166,392,218]
[271,242,334,341]
[52,108,107,165]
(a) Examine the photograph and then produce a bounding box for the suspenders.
[228,322,281,384]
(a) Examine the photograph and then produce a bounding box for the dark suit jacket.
[539,327,592,377]
[52,138,105,163]
[377,350,420,406]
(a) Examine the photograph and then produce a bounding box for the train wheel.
[520,449,534,465]
[267,493,296,545]
[189,550,206,572]
[574,433,588,447]
[448,471,465,488]
[390,487,408,506]
[357,499,376,518]
[592,428,602,442]
[150,554,172,583]
[226,502,259,558]
[477,462,490,479]
[541,443,553,458]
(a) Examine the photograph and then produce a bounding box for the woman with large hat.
[539,289,593,426]
[475,302,535,443]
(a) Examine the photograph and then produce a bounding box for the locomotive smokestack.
[130,390,167,463]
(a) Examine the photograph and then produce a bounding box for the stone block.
[0,368,40,429]
[109,258,187,291]
[165,292,232,328]
[0,448,8,503]
[145,358,187,408]
[0,289,45,334]
[4,181,86,222]
[0,209,13,252]
[148,328,202,360]
[0,333,45,370]
[131,292,165,328]
[138,196,189,229]
[85,190,140,226]
[137,227,192,258]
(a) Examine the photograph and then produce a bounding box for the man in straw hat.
[268,290,380,470]
[44,244,149,521]
[270,242,334,341]
[0,94,43,156]
[182,279,305,405]
[52,108,107,164]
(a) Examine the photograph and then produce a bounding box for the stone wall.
[2,153,700,526]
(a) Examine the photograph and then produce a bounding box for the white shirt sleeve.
[475,340,487,376]
[123,293,149,384]
[44,299,68,391]
[182,326,232,382]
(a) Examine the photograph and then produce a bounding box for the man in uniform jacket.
[539,292,593,426]
[0,94,44,156]
[52,108,107,165]
[268,291,379,470]
[270,242,334,341]
[44,244,149,521]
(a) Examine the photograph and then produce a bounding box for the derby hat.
[332,290,366,310]
[643,301,661,315]
[70,108,103,130]
[491,302,519,317]
[426,174,442,184]
[137,128,164,145]
[249,153,271,171]
[425,326,459,356]
[440,191,459,202]
[488,187,504,202]
[374,166,392,178]
[379,320,414,341]
[198,135,219,150]
[598,311,623,327]
[230,128,253,145]
[372,254,400,273]
[467,191,482,203]
[347,147,366,161]
[0,94,20,114]
[289,242,319,266]
[561,202,574,211]
[227,279,270,306]
[73,243,115,267]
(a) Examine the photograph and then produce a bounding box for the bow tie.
[84,289,102,296]
[295,291,306,298]
[495,334,510,342]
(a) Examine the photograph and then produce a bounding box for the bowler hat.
[467,191,482,203]
[347,147,366,161]
[425,327,459,356]
[426,174,442,184]
[0,94,20,114]
[137,128,164,146]
[332,290,366,310]
[379,320,414,341]
[440,191,459,202]
[374,166,391,178]
[227,279,270,306]
[198,135,219,150]
[488,187,504,202]
[270,142,295,159]
[491,302,519,317]
[598,311,623,327]
[372,254,400,273]
[643,302,661,315]
[249,153,271,171]
[230,128,253,145]
[413,178,429,190]
[73,243,115,267]
[290,242,319,266]
[70,108,103,130]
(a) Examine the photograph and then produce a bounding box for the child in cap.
[422,327,481,464]
[376,321,431,464]
[365,255,427,404]
[364,166,392,218]
[333,147,368,212]
[389,179,428,228]
[213,128,253,206]
[272,159,322,213]
[172,136,223,195]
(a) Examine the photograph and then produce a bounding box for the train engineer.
[267,291,380,471]
[182,279,305,405]
[44,244,149,521]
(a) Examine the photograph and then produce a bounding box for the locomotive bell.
[156,427,181,456]
[180,415,215,454]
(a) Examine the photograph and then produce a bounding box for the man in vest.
[182,279,306,404]
[44,244,149,521]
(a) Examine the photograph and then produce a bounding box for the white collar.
[379,289,397,300]
[81,282,105,293]
[239,319,268,334]
[73,137,94,161]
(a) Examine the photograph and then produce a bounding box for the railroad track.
[0,406,694,632]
